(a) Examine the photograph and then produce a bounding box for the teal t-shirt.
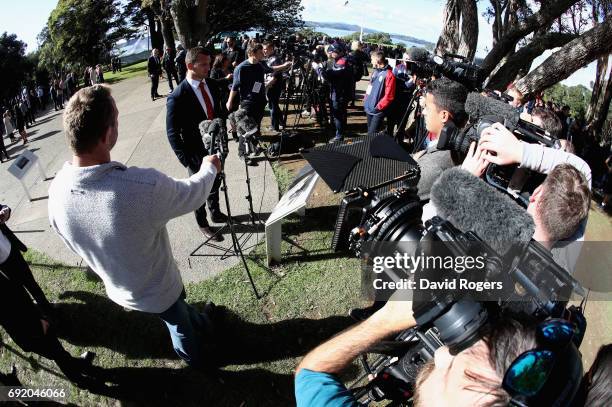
[295,369,358,407]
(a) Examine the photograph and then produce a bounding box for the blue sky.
[1,0,598,87]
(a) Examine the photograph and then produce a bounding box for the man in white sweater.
[48,85,221,369]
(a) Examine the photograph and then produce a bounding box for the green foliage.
[544,83,592,120]
[38,0,129,71]
[0,32,32,100]
[342,31,393,45]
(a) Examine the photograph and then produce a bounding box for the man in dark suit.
[0,204,53,315]
[166,46,228,241]
[148,48,163,101]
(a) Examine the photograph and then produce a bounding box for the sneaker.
[328,136,343,144]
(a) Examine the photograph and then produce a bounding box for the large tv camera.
[404,48,484,91]
[436,92,561,204]
[343,184,586,405]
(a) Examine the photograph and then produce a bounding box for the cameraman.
[296,303,573,407]
[387,53,417,140]
[48,85,222,370]
[263,41,285,132]
[364,51,395,136]
[414,77,468,201]
[314,43,353,143]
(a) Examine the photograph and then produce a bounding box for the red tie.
[198,81,215,119]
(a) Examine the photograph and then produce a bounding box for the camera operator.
[414,77,468,201]
[296,302,578,407]
[226,43,291,143]
[263,41,285,132]
[364,51,396,136]
[223,37,244,72]
[387,53,417,140]
[48,85,223,370]
[313,43,354,143]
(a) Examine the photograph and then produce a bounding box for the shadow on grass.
[54,291,353,363]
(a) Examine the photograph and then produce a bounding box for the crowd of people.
[1,31,611,407]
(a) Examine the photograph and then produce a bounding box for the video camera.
[436,92,561,203]
[403,48,484,91]
[343,184,586,405]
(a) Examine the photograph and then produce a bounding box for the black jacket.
[166,78,227,172]
[147,56,163,77]
[0,222,27,253]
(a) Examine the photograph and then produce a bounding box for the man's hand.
[226,100,233,112]
[225,73,233,80]
[0,206,11,224]
[205,155,222,172]
[461,142,489,177]
[282,61,292,70]
[478,123,523,165]
[373,300,416,332]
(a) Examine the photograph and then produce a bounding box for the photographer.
[387,54,417,140]
[414,77,468,201]
[364,51,396,136]
[315,43,353,143]
[296,303,578,407]
[48,85,222,370]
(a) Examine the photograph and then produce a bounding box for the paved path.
[0,75,278,283]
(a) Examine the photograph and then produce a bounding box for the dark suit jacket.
[147,56,162,77]
[0,207,27,253]
[166,78,227,172]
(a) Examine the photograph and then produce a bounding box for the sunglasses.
[502,319,578,407]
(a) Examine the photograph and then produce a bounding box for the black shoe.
[152,96,156,101]
[210,210,228,223]
[200,226,223,242]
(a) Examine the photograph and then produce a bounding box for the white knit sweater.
[48,160,217,313]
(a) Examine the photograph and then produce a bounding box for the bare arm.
[296,301,415,375]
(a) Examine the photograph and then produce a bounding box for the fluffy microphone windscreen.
[406,47,430,62]
[464,92,519,127]
[430,167,534,255]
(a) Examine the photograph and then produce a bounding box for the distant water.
[312,26,420,47]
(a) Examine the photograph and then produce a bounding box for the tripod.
[393,87,427,152]
[189,162,261,299]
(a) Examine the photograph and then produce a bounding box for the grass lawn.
[0,163,365,406]
[104,61,148,84]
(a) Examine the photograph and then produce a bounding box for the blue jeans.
[330,99,347,139]
[267,87,282,130]
[367,113,385,136]
[157,292,211,368]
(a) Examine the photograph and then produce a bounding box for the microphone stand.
[189,128,261,299]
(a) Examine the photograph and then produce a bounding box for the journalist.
[296,303,581,406]
[263,41,285,132]
[48,85,222,369]
[226,43,291,144]
[363,51,396,136]
[315,43,353,143]
[414,77,468,201]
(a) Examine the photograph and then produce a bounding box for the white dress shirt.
[186,77,215,118]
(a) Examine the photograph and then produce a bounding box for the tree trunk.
[436,0,460,56]
[159,17,176,50]
[170,0,209,48]
[457,0,478,61]
[591,67,612,136]
[586,55,610,122]
[514,16,612,98]
[484,32,577,90]
[480,0,580,77]
[147,9,164,50]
